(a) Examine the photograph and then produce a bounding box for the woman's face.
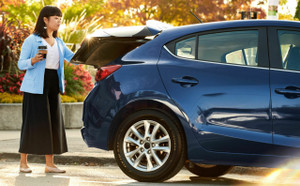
[44,16,62,32]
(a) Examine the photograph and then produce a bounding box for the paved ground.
[0,162,266,186]
[2,161,300,186]
[0,129,276,176]
[0,129,115,166]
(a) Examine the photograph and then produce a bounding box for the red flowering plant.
[64,61,93,96]
[0,73,24,94]
[0,13,29,97]
[0,12,30,75]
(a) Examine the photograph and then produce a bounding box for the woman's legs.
[45,154,65,173]
[20,153,29,168]
[21,153,56,167]
[20,154,65,173]
[19,153,32,173]
[45,154,55,167]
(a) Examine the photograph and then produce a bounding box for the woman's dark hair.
[33,6,62,38]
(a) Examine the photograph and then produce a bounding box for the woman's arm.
[62,41,75,62]
[18,36,44,70]
[18,37,35,70]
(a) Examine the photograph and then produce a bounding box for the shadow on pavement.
[119,176,255,185]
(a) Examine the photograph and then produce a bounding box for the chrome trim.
[163,45,269,71]
[270,68,300,74]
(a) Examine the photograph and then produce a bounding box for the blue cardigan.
[18,34,74,94]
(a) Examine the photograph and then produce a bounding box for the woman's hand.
[31,53,44,65]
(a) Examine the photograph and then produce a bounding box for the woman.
[18,6,74,173]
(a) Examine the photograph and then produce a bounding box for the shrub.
[0,62,93,101]
[0,73,24,94]
[64,61,93,96]
[61,95,77,103]
[0,92,85,103]
[71,94,86,102]
[0,13,31,75]
[0,92,22,103]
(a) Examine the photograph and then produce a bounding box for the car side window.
[175,37,196,59]
[197,30,258,66]
[278,30,300,71]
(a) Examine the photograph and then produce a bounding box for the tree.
[277,0,298,20]
[159,0,256,25]
[0,0,26,9]
[295,0,300,20]
[1,0,104,26]
[61,0,104,22]
[1,0,56,25]
[98,0,161,27]
[98,0,265,27]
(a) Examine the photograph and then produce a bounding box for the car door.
[269,27,300,152]
[158,28,273,155]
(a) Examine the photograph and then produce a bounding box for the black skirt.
[19,69,68,155]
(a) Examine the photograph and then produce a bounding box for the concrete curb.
[0,152,117,166]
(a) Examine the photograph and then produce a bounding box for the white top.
[42,39,59,69]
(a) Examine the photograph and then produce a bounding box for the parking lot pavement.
[1,161,295,186]
[0,129,115,166]
[0,129,277,176]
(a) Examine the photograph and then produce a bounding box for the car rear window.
[175,37,196,59]
[197,30,258,66]
[167,30,259,67]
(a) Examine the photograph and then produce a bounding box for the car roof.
[159,20,300,41]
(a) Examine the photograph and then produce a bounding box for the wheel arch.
[107,99,187,152]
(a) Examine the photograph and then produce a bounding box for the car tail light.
[95,65,122,82]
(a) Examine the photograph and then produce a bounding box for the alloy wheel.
[123,119,171,172]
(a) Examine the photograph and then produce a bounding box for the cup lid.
[38,45,47,49]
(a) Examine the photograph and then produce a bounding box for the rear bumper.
[81,125,109,150]
[81,78,119,150]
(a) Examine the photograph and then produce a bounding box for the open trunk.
[71,20,172,67]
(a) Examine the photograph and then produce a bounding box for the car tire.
[185,161,233,177]
[114,109,186,182]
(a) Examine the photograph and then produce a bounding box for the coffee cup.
[38,45,47,59]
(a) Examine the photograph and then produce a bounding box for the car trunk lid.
[70,20,172,67]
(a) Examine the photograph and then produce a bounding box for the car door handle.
[172,76,199,87]
[275,86,300,98]
[275,89,300,95]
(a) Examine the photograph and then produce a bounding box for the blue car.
[71,20,300,182]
